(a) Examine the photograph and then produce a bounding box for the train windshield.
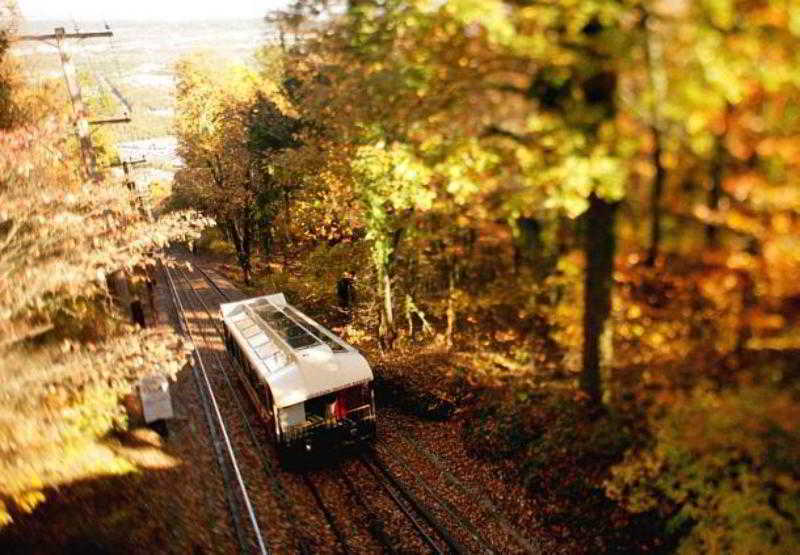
[252,304,320,349]
[284,307,347,352]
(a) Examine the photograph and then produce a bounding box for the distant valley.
[12,18,277,167]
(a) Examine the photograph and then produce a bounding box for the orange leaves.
[722,171,764,202]
[757,136,800,162]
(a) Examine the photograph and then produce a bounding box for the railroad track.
[385,420,540,554]
[173,264,324,554]
[161,261,269,555]
[186,260,503,554]
[175,263,347,554]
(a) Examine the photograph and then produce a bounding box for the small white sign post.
[139,374,174,423]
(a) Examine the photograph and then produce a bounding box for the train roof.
[220,293,372,409]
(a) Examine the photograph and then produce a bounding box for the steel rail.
[337,468,398,554]
[178,263,331,555]
[177,266,316,554]
[376,443,496,554]
[364,452,473,555]
[391,424,540,554]
[161,260,250,553]
[356,454,448,555]
[163,261,269,555]
[301,473,352,554]
[196,264,231,300]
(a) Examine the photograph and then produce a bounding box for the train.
[220,293,376,459]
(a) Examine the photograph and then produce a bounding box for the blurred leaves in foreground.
[0,19,208,525]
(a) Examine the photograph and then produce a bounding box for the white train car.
[221,293,376,457]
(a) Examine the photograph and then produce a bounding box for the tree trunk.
[706,104,732,248]
[642,8,667,267]
[513,216,542,273]
[376,228,404,350]
[646,132,666,266]
[383,270,394,329]
[706,137,724,248]
[581,193,617,404]
[445,263,456,350]
[283,187,291,266]
[735,269,756,353]
[377,263,396,351]
[261,220,273,256]
[556,214,571,255]
[226,218,251,285]
[227,219,243,254]
[241,212,252,286]
[109,269,143,326]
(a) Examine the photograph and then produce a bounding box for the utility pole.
[106,156,150,327]
[16,27,114,181]
[111,157,152,221]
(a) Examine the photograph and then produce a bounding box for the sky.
[17,0,292,21]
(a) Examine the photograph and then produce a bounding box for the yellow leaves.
[687,111,708,135]
[446,0,516,46]
[649,332,665,347]
[493,329,519,343]
[791,4,800,37]
[0,503,10,527]
[13,490,45,513]
[771,213,792,234]
[726,252,755,271]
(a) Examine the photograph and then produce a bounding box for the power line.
[15,27,120,181]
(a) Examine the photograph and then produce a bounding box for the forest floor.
[192,242,669,553]
[0,264,232,554]
[0,249,569,554]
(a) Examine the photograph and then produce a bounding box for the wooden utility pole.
[106,156,150,327]
[16,27,113,181]
[111,157,147,188]
[110,157,151,220]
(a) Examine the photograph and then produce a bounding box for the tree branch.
[481,124,540,145]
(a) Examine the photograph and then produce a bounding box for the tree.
[0,35,208,523]
[174,55,298,283]
[280,0,632,395]
[174,56,262,284]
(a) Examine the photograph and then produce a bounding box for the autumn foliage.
[0,21,208,525]
[173,0,800,550]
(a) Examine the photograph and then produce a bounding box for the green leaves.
[543,152,626,218]
[354,141,434,215]
[608,383,800,553]
[435,138,500,205]
[445,0,516,46]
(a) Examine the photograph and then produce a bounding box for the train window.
[265,351,287,372]
[249,333,268,346]
[256,344,278,359]
[248,336,269,353]
[241,327,261,340]
[313,326,347,352]
[284,307,347,352]
[264,311,291,331]
[305,393,337,420]
[253,304,280,321]
[286,326,318,349]
[238,325,257,336]
[235,319,257,331]
[256,309,320,349]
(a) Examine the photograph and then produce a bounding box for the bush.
[463,392,667,551]
[606,382,800,553]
